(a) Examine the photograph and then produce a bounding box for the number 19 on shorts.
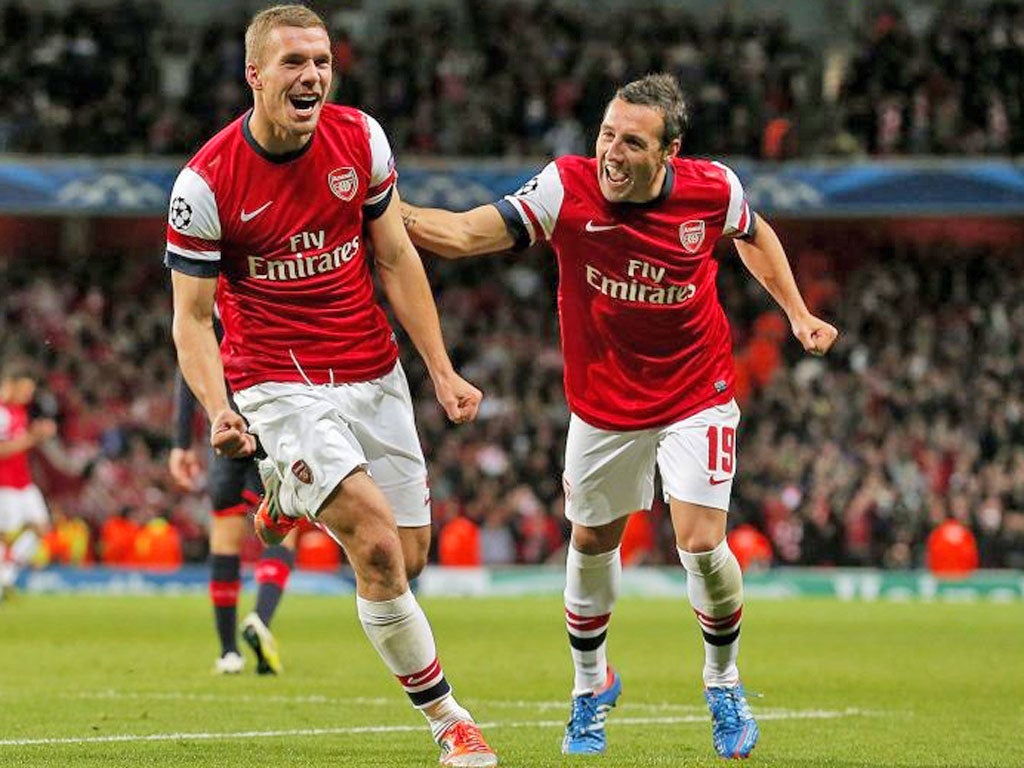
[707,425,735,473]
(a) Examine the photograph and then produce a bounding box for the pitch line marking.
[0,709,876,747]
[65,690,836,716]
[64,690,707,712]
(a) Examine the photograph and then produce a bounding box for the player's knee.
[677,531,725,556]
[571,525,621,555]
[355,535,405,586]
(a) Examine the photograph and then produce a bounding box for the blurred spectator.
[3,2,1024,570]
[727,524,773,572]
[99,507,141,565]
[132,513,182,569]
[438,515,482,567]
[8,231,1024,569]
[294,528,343,572]
[926,519,980,577]
[620,512,657,566]
[4,0,1021,158]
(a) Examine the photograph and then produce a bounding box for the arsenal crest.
[291,459,313,485]
[679,220,706,253]
[328,167,358,201]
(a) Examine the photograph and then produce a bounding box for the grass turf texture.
[0,594,1021,767]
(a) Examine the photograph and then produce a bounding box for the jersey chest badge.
[328,167,358,201]
[679,220,706,253]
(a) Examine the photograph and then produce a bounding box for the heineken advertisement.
[18,566,1024,601]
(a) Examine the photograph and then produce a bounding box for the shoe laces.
[710,688,752,729]
[567,694,603,734]
[443,721,490,754]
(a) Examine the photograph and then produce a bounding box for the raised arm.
[170,271,254,456]
[733,213,839,356]
[368,189,482,423]
[400,201,514,258]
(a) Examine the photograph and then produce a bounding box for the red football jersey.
[496,156,756,431]
[165,105,399,391]
[0,401,32,489]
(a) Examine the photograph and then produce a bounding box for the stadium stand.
[1,0,1023,571]
[4,227,1024,569]
[1,1,1022,157]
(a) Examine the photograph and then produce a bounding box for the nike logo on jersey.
[240,201,274,222]
[585,220,621,232]
[709,476,731,486]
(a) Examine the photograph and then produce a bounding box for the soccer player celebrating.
[165,6,496,766]
[169,366,297,676]
[401,73,839,760]
[0,361,57,599]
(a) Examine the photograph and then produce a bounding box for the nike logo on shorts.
[585,220,621,232]
[709,476,731,486]
[240,201,274,221]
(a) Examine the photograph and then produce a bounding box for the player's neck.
[619,163,670,205]
[638,164,668,203]
[246,111,312,155]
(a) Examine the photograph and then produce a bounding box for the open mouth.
[288,94,320,117]
[603,163,630,189]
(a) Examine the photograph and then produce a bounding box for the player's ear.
[664,137,681,159]
[245,62,262,91]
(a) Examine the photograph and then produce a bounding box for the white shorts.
[234,361,430,527]
[0,485,50,532]
[563,400,741,527]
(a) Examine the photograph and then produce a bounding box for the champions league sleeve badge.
[170,196,193,230]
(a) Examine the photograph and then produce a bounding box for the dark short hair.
[615,73,690,147]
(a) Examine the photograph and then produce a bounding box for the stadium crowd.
[3,234,1023,570]
[1,0,1023,158]
[1,0,1020,572]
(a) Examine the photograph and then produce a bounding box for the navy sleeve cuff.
[363,186,394,221]
[736,211,758,241]
[493,199,531,251]
[165,251,220,278]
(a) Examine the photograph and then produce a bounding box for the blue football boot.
[561,668,622,755]
[705,683,759,759]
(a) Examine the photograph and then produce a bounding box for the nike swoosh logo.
[240,201,273,222]
[709,476,731,486]
[404,670,436,687]
[585,220,621,232]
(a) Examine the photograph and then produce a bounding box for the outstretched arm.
[400,201,514,258]
[733,214,839,356]
[369,190,482,424]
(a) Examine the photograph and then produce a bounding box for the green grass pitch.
[0,593,1021,767]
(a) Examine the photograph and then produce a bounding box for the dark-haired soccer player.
[165,5,495,766]
[401,72,838,760]
[170,368,296,675]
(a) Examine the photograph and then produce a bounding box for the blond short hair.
[245,4,328,65]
